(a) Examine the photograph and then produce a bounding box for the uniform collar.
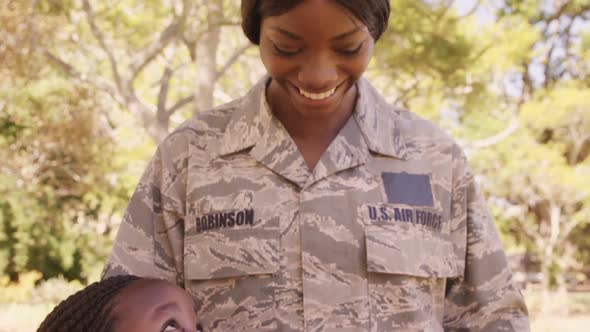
[218,76,272,157]
[218,76,409,161]
[352,77,409,160]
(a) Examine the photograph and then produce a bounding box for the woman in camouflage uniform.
[104,1,530,331]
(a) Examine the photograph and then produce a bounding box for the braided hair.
[37,275,140,332]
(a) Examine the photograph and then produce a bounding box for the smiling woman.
[247,0,386,169]
[103,1,530,331]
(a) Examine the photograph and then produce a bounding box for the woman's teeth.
[298,87,336,100]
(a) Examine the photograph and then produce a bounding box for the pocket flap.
[365,225,458,278]
[184,216,280,280]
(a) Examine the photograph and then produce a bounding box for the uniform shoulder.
[358,78,459,154]
[379,103,464,161]
[167,96,248,139]
[174,98,242,136]
[157,97,244,156]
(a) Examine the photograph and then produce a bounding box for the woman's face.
[259,0,375,118]
[111,279,199,332]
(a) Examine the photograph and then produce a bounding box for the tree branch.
[82,0,124,92]
[214,43,252,82]
[517,215,544,247]
[129,22,182,82]
[435,0,455,22]
[44,50,122,105]
[157,66,173,116]
[166,95,194,117]
[211,20,243,28]
[562,217,583,242]
[94,0,125,17]
[567,112,590,165]
[470,116,520,149]
[543,37,558,89]
[129,0,191,83]
[458,0,480,19]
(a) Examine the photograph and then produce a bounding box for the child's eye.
[161,320,180,332]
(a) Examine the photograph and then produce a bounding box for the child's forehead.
[108,279,198,332]
[116,279,193,308]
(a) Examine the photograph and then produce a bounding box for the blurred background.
[0,0,589,331]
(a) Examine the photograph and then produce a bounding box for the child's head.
[37,275,199,332]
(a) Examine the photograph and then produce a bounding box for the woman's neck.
[266,81,358,169]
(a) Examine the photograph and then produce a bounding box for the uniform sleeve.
[102,133,188,285]
[443,145,530,331]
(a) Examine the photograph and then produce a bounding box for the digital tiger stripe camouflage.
[103,77,530,331]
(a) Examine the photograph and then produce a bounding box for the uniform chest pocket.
[184,209,280,279]
[184,211,280,332]
[360,204,459,331]
[364,225,457,278]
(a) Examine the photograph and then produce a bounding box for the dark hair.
[37,275,140,332]
[241,0,390,44]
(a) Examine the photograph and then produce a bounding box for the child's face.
[111,279,198,332]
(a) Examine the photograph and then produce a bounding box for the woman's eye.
[162,320,180,332]
[272,43,301,57]
[337,42,364,56]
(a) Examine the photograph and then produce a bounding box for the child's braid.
[36,275,140,332]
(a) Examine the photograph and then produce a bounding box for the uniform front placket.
[298,117,373,331]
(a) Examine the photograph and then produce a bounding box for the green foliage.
[499,0,543,18]
[0,75,132,281]
[99,0,173,49]
[373,0,493,128]
[0,271,42,304]
[482,16,539,72]
[29,276,83,305]
[379,0,475,86]
[0,271,83,306]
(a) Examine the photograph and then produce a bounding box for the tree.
[0,76,131,281]
[35,0,251,142]
[1,0,135,281]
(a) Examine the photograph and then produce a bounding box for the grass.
[0,303,53,332]
[531,315,590,332]
[524,289,590,331]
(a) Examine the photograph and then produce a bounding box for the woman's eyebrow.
[269,27,302,40]
[330,26,362,41]
[268,26,363,41]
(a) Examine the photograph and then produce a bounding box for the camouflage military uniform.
[103,77,530,331]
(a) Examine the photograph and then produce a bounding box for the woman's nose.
[297,54,338,91]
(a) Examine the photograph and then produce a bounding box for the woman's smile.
[297,86,336,100]
[286,80,346,109]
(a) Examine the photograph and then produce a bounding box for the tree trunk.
[541,244,553,314]
[540,203,568,314]
[555,273,570,316]
[193,1,222,116]
[128,100,168,143]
